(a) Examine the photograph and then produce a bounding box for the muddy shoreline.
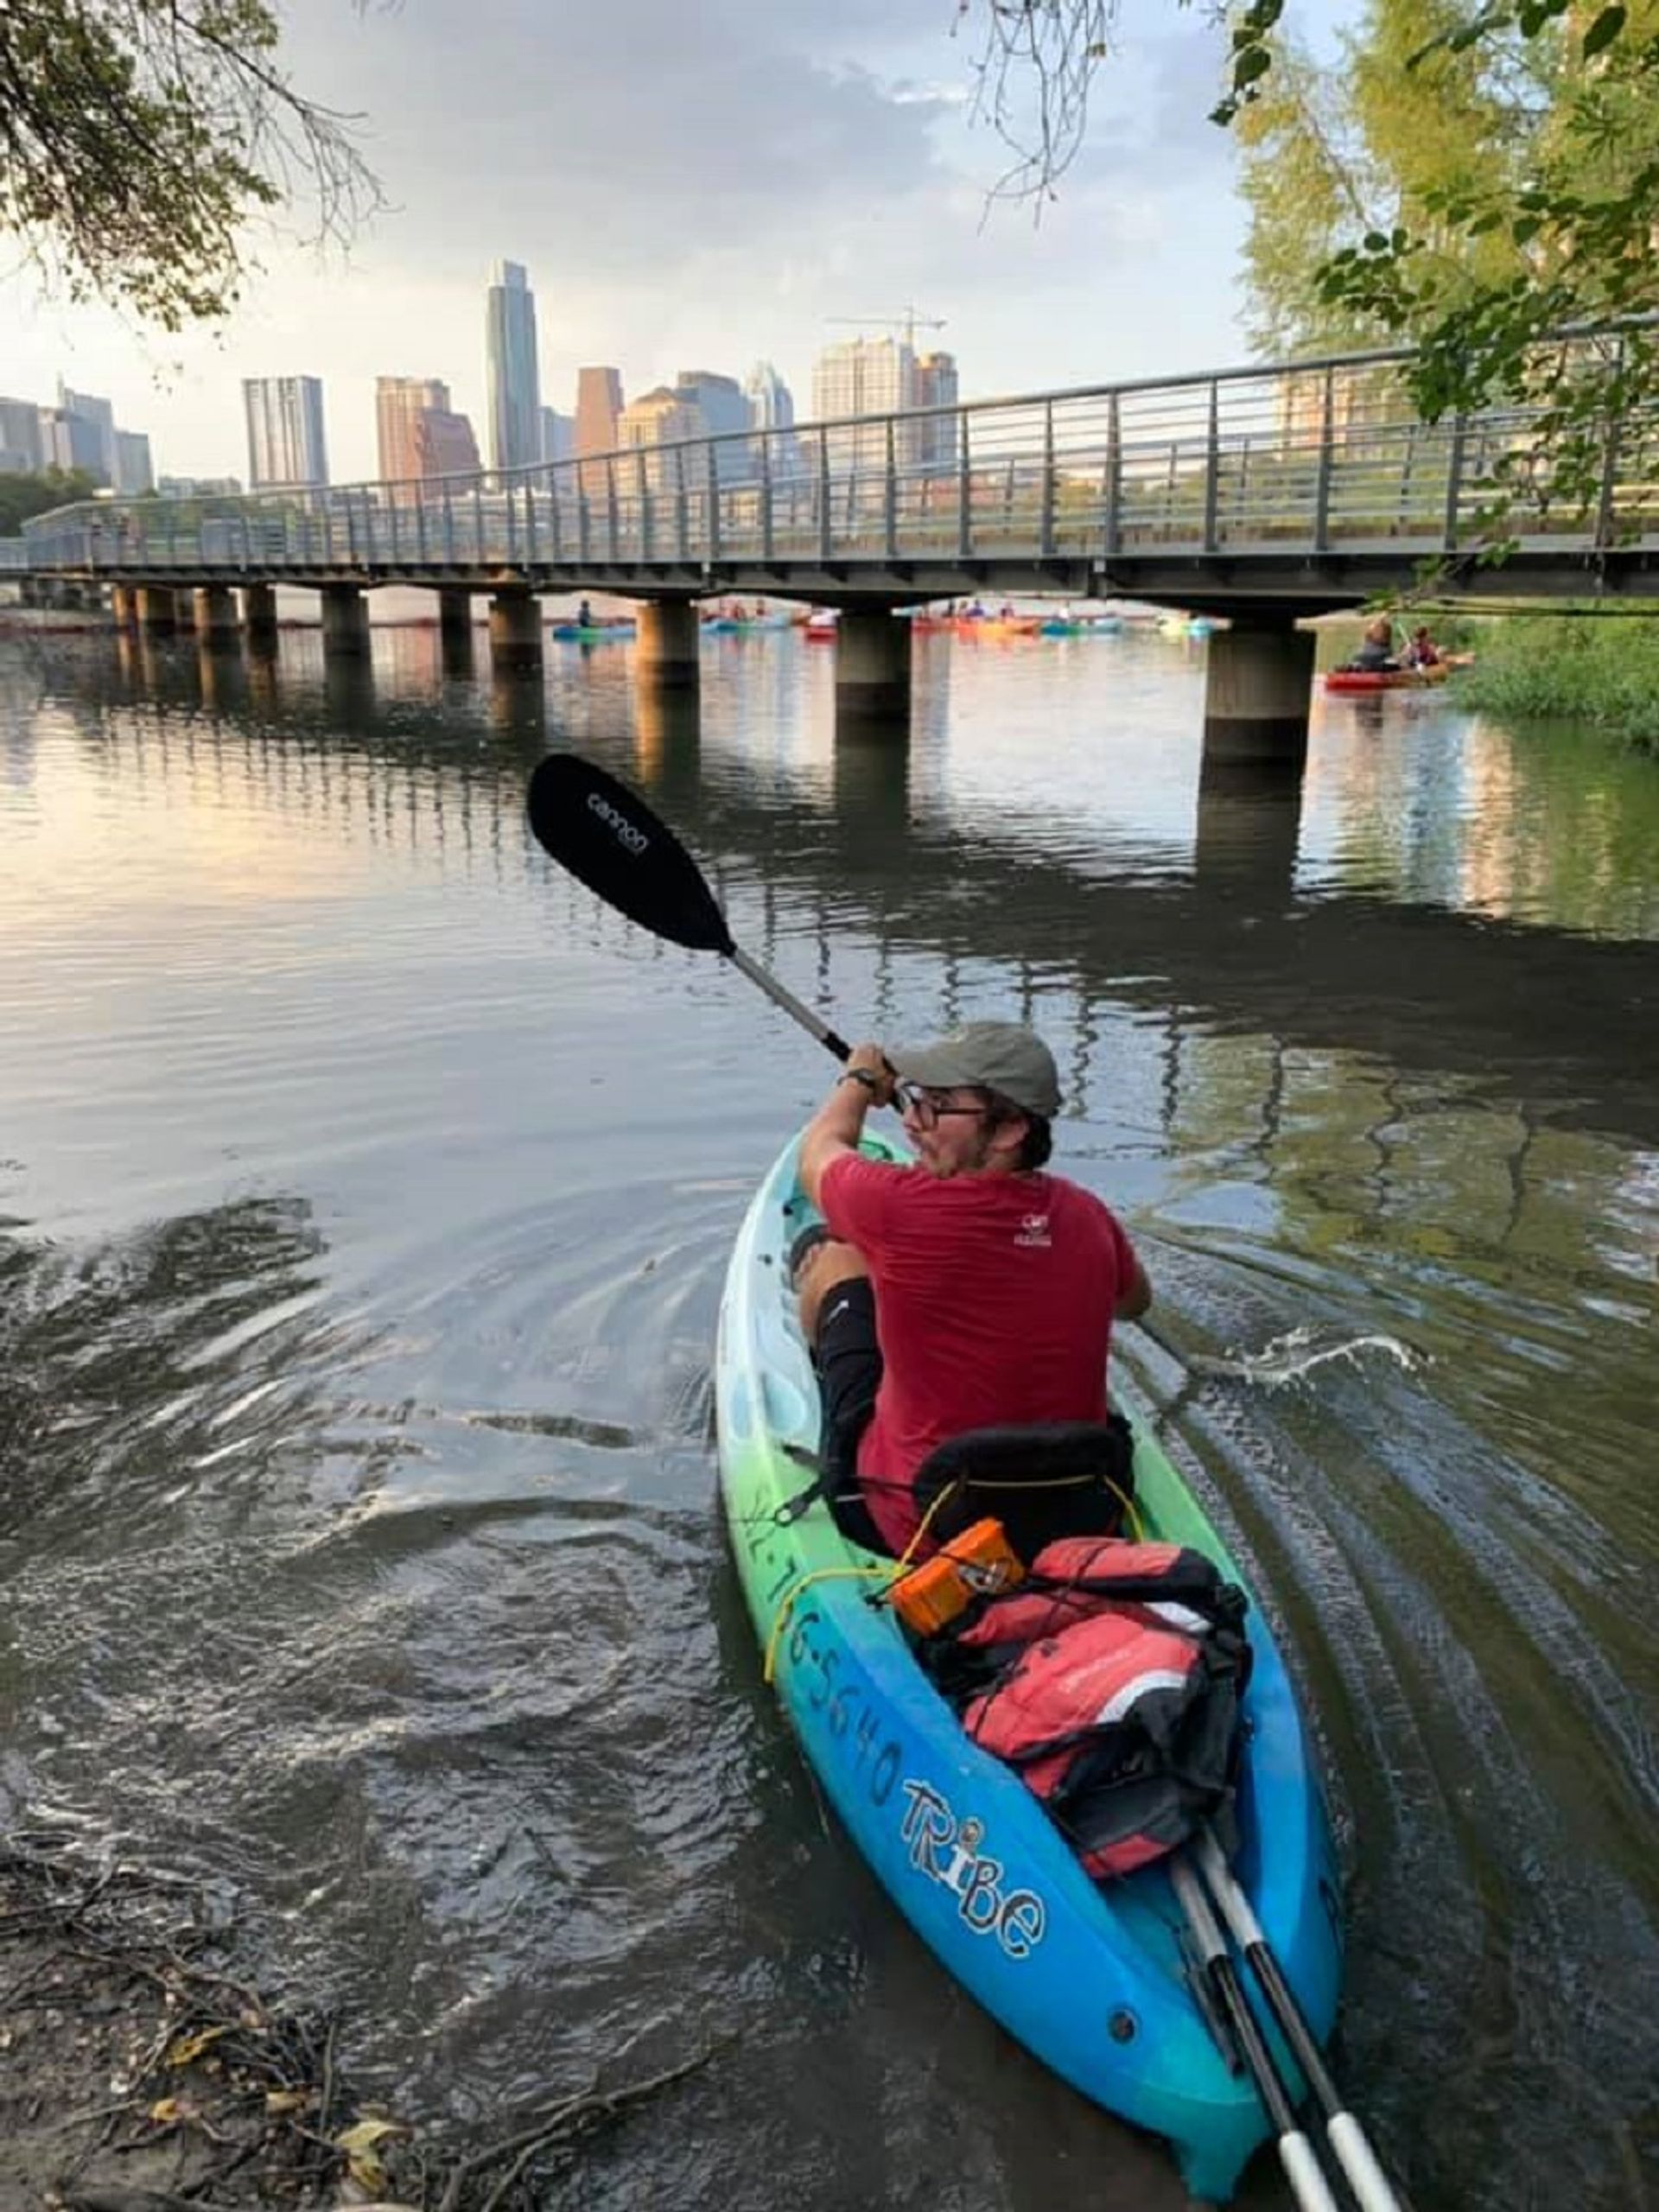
[1,1830,712,2212]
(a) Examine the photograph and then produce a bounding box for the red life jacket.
[961,1537,1250,1879]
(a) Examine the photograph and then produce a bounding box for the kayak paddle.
[525,753,852,1064]
[1170,1854,1343,2212]
[1195,1827,1405,2212]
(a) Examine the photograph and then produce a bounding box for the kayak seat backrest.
[912,1416,1135,1568]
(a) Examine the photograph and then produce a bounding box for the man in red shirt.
[795,1021,1152,1557]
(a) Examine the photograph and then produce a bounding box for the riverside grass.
[1458,614,1659,752]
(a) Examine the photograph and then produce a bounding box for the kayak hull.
[1325,664,1449,693]
[715,1131,1344,2203]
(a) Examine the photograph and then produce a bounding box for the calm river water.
[1,615,1655,2212]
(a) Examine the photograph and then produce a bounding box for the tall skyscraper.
[675,371,751,481]
[58,384,118,483]
[113,429,154,495]
[914,350,960,470]
[0,397,46,475]
[618,386,703,491]
[574,366,625,492]
[745,361,794,434]
[413,407,480,478]
[745,360,797,476]
[485,261,542,474]
[377,377,449,482]
[244,377,328,488]
[812,338,919,473]
[37,406,107,481]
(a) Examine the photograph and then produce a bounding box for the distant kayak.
[1325,664,1451,694]
[550,623,634,644]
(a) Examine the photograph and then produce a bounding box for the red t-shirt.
[819,1153,1140,1555]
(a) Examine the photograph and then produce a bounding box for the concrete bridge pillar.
[111,584,137,626]
[321,584,371,658]
[1201,620,1316,763]
[488,590,542,673]
[636,600,700,689]
[137,586,178,635]
[17,576,41,609]
[194,585,240,645]
[836,607,912,725]
[243,582,278,652]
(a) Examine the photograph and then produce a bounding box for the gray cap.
[893,1021,1061,1119]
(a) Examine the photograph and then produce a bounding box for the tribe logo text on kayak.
[900,1779,1046,1958]
[586,791,649,854]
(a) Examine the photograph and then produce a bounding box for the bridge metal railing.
[18,328,1659,580]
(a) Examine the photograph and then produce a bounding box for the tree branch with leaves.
[0,0,383,328]
[956,0,1659,548]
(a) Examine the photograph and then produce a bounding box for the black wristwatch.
[839,1069,880,1093]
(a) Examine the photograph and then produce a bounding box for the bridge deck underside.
[19,542,1659,616]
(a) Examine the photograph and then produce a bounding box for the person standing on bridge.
[790,1022,1152,1559]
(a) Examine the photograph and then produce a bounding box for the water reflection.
[1,625,1656,2212]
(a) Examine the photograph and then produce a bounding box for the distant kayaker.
[791,1023,1152,1560]
[1345,617,1400,673]
[578,598,594,629]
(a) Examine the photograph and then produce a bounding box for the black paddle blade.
[525,753,735,956]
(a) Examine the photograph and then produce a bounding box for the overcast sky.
[0,0,1323,485]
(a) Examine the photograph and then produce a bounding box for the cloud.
[0,0,1255,481]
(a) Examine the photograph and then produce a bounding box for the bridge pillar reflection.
[243,582,278,653]
[1201,620,1315,763]
[836,607,912,732]
[438,588,474,673]
[1194,752,1304,904]
[488,590,543,673]
[321,583,371,658]
[635,600,699,690]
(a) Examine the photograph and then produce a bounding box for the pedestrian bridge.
[7,327,1656,751]
[13,328,1659,612]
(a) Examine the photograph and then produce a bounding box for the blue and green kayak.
[715,1128,1344,2203]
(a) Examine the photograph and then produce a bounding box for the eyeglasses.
[898,1084,989,1129]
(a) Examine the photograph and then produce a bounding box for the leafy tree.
[0,0,380,328]
[959,0,1658,543]
[0,469,99,535]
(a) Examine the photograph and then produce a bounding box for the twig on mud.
[430,2037,731,2212]
[1,1832,350,2209]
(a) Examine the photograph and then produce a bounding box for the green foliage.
[1457,613,1659,747]
[0,469,99,536]
[1229,0,1659,554]
[0,0,379,327]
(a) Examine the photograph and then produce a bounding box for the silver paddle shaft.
[1195,1829,1405,2212]
[727,947,850,1062]
[1171,1856,1341,2212]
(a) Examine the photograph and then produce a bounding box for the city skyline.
[0,0,1261,486]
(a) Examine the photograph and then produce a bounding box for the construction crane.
[826,308,947,352]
